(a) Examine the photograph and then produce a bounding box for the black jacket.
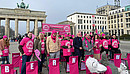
[73,37,82,56]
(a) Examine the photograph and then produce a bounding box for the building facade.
[67,12,108,36]
[108,5,130,35]
[96,5,119,15]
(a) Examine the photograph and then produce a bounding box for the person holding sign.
[46,30,60,59]
[0,35,10,64]
[61,34,72,62]
[19,32,34,74]
[34,32,46,73]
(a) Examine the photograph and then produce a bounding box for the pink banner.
[69,56,79,74]
[49,58,60,74]
[1,64,14,74]
[12,53,20,67]
[42,23,70,34]
[26,61,38,74]
[19,56,22,74]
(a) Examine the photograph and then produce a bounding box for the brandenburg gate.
[0,0,47,37]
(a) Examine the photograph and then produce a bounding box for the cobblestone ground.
[0,40,130,74]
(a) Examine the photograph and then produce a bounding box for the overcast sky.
[0,0,129,35]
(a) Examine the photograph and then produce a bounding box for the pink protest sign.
[69,56,79,74]
[49,58,60,74]
[19,56,22,74]
[1,64,14,74]
[114,54,121,68]
[12,53,20,67]
[127,53,130,70]
[42,23,70,34]
[26,61,38,74]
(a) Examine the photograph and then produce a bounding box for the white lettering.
[116,55,120,59]
[53,60,56,66]
[5,66,9,72]
[72,58,76,63]
[31,63,34,69]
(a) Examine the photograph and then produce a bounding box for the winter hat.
[102,34,105,37]
[3,35,7,39]
[64,34,69,38]
[72,35,75,38]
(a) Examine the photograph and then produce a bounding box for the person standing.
[73,32,82,68]
[82,34,94,56]
[0,35,10,64]
[34,32,46,73]
[46,30,60,59]
[61,34,72,62]
[100,34,109,56]
[93,34,101,60]
[109,34,120,59]
[19,32,34,74]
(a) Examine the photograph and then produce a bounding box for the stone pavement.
[0,41,130,74]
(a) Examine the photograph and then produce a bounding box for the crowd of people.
[0,30,121,74]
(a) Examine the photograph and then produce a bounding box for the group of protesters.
[0,30,121,74]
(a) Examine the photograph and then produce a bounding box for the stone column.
[26,19,30,33]
[15,19,18,38]
[73,26,74,35]
[34,19,38,36]
[5,18,9,37]
[7,19,10,38]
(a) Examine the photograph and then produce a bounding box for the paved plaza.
[0,40,130,74]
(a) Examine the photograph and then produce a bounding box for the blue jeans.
[38,53,45,72]
[21,55,32,74]
[1,56,9,64]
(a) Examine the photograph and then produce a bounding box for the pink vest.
[93,39,100,54]
[12,53,20,67]
[26,61,38,74]
[112,39,119,48]
[2,46,9,56]
[70,39,74,52]
[63,40,71,56]
[69,56,79,74]
[41,40,45,54]
[49,58,60,74]
[1,64,14,74]
[102,39,108,49]
[20,37,34,56]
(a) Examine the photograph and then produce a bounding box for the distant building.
[59,5,130,36]
[67,12,108,36]
[96,5,120,15]
[108,5,130,35]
